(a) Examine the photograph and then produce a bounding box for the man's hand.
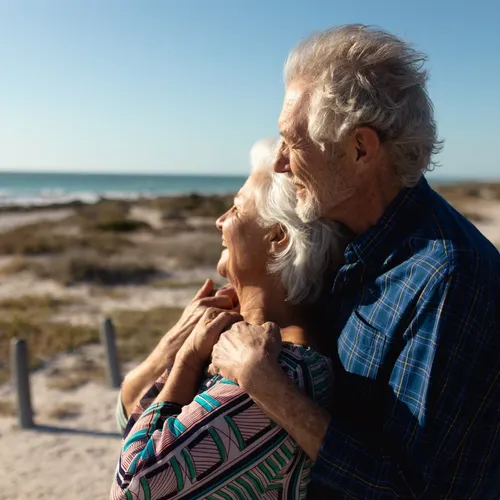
[209,320,329,461]
[208,321,282,391]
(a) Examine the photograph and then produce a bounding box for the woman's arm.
[110,359,306,500]
[119,280,235,418]
[111,310,324,500]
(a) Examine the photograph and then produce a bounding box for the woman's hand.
[177,308,243,370]
[121,280,237,416]
[169,280,237,353]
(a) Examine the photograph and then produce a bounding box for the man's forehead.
[278,85,308,136]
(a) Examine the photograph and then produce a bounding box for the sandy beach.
[0,183,499,500]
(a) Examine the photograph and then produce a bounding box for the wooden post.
[10,338,34,429]
[100,318,121,389]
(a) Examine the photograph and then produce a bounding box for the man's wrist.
[238,356,283,394]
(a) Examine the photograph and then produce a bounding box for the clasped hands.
[175,280,282,390]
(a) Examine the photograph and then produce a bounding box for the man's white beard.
[296,192,322,223]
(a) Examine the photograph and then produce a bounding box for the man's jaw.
[296,193,322,223]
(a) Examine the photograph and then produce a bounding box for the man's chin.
[296,198,322,223]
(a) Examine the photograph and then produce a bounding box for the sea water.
[0,172,247,206]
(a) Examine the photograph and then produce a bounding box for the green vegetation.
[161,234,223,269]
[109,306,183,362]
[0,399,16,417]
[1,254,160,286]
[149,193,232,219]
[0,295,98,384]
[47,402,82,420]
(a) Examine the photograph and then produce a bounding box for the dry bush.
[151,279,205,289]
[74,200,130,225]
[47,402,82,420]
[68,200,151,233]
[0,400,16,417]
[94,219,151,232]
[1,252,161,286]
[0,223,131,257]
[0,296,98,383]
[145,194,232,219]
[110,306,183,362]
[162,233,223,269]
[0,295,76,311]
[46,366,106,391]
[460,211,490,224]
[0,223,74,255]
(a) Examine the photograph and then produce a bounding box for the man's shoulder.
[398,188,499,286]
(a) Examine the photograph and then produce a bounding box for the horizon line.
[0,168,248,178]
[0,168,498,182]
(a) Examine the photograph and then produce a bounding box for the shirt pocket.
[337,309,388,381]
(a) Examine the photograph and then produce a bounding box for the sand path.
[0,346,133,500]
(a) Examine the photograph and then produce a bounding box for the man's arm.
[210,270,500,498]
[209,322,330,460]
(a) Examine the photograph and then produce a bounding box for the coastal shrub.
[0,222,131,256]
[46,402,82,420]
[0,253,160,286]
[94,218,151,232]
[150,194,233,218]
[75,200,130,223]
[162,233,223,269]
[0,300,98,383]
[110,306,184,362]
[43,253,160,286]
[0,223,73,255]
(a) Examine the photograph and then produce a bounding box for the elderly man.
[209,25,500,498]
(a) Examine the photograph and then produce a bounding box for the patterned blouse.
[111,344,333,500]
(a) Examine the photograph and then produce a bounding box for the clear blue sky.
[1,0,499,178]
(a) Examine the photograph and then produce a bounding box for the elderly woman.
[111,139,346,499]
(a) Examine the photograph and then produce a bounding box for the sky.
[0,0,499,179]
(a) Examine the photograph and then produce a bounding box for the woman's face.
[215,173,272,288]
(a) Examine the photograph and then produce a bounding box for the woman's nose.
[215,213,225,231]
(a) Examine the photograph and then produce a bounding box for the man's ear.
[348,126,381,164]
[268,224,288,254]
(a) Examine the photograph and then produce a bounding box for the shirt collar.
[344,176,433,266]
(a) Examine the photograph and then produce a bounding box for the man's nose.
[273,153,291,173]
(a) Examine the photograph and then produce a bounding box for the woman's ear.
[268,224,289,254]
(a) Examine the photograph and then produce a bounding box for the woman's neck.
[237,283,318,349]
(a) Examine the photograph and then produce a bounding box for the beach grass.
[0,295,99,384]
[109,306,184,363]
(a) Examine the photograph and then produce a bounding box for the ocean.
[0,171,477,207]
[0,172,248,207]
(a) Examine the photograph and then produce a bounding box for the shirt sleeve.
[312,266,500,499]
[115,391,128,435]
[110,378,303,500]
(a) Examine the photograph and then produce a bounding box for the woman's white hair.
[250,138,346,304]
[284,24,443,187]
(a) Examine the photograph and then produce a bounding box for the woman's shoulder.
[278,344,334,408]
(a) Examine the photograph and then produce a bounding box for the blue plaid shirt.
[310,178,500,499]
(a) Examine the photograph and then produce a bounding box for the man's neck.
[332,170,403,235]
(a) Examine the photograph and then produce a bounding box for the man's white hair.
[250,138,346,304]
[284,24,443,187]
